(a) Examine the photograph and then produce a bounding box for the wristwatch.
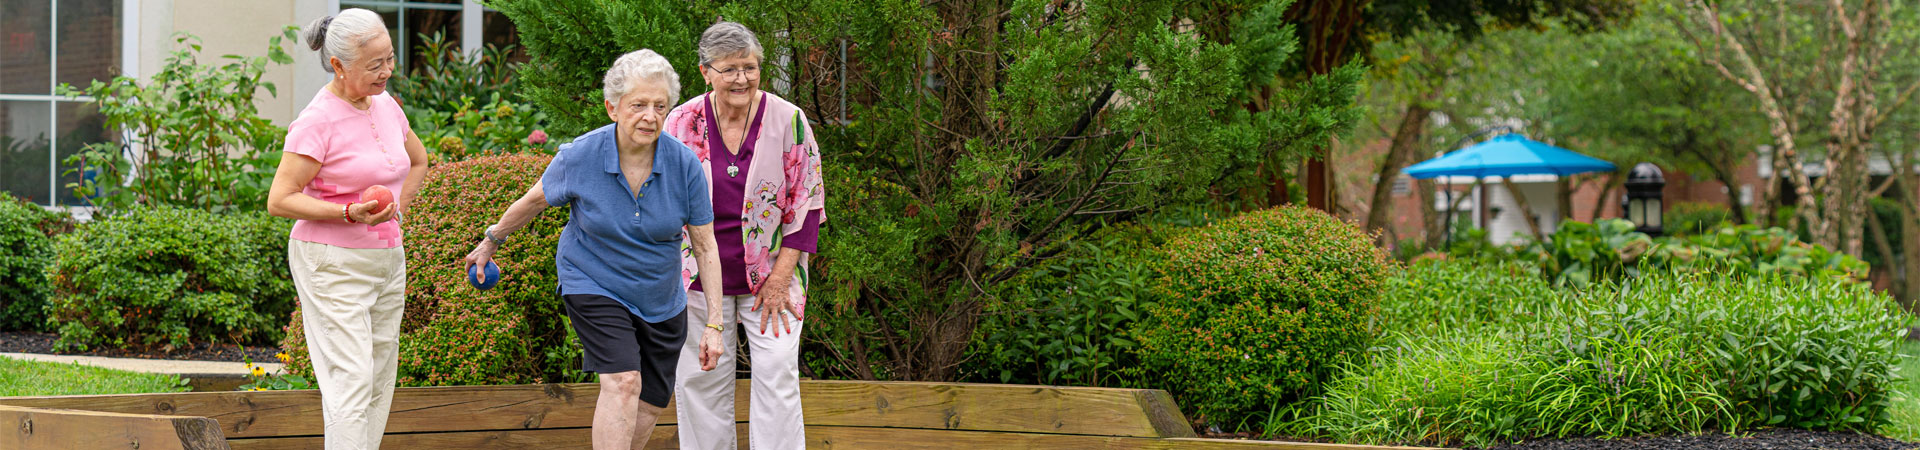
[483,224,510,245]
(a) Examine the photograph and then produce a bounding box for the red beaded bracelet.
[342,204,356,224]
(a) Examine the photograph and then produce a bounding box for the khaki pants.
[288,239,406,450]
[674,293,806,450]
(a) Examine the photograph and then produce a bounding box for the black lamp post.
[1622,162,1666,236]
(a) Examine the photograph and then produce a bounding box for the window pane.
[404,8,459,73]
[0,100,53,204]
[56,0,120,90]
[1,0,53,95]
[56,101,111,206]
[359,4,403,69]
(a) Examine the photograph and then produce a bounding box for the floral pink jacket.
[664,92,826,312]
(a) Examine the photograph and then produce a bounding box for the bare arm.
[267,152,392,224]
[689,222,729,371]
[463,181,552,280]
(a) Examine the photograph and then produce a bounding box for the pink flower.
[526,130,549,145]
[744,245,770,267]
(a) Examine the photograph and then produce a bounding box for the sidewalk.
[1,352,284,391]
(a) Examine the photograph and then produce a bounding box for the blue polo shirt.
[542,124,714,323]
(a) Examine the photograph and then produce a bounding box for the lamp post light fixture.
[1622,162,1666,237]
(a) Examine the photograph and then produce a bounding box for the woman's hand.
[463,239,500,284]
[349,199,397,225]
[754,275,796,337]
[698,326,726,371]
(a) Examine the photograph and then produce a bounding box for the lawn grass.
[1881,340,1920,441]
[0,355,190,397]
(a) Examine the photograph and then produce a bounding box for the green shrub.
[0,193,71,331]
[966,223,1163,387]
[1128,206,1391,429]
[46,207,293,351]
[1665,201,1733,237]
[412,93,556,162]
[387,32,555,160]
[1294,330,1731,447]
[1374,260,1560,340]
[1290,268,1905,445]
[57,30,294,213]
[488,0,705,138]
[388,32,523,118]
[1651,225,1868,284]
[280,155,581,386]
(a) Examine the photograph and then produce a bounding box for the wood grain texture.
[0,380,1192,437]
[225,425,1443,450]
[0,404,231,450]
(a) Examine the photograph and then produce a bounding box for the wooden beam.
[0,380,1194,438]
[0,404,230,450]
[226,425,1441,450]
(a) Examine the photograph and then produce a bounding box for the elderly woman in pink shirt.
[265,9,427,450]
[665,21,825,450]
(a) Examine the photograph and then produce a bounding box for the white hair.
[698,21,763,67]
[602,49,682,105]
[303,8,387,73]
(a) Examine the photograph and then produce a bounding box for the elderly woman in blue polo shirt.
[463,49,727,450]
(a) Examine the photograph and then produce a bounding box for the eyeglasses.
[707,64,760,80]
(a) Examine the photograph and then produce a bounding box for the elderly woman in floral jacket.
[664,20,824,450]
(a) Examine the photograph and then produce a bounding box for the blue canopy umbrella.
[1404,133,1616,179]
[1402,133,1616,243]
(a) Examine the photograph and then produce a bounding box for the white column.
[462,0,482,59]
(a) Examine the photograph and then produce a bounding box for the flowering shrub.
[280,155,581,386]
[410,93,557,162]
[1126,206,1391,429]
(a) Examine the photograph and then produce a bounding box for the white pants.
[288,240,406,450]
[675,292,805,450]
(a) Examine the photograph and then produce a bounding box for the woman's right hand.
[348,200,396,225]
[464,239,499,283]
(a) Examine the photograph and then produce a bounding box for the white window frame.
[0,0,136,208]
[336,0,499,68]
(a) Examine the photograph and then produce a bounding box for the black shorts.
[563,294,686,408]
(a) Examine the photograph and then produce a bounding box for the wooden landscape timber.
[0,380,1447,450]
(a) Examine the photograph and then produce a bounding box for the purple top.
[698,94,822,296]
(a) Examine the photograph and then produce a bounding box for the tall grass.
[1285,262,1906,446]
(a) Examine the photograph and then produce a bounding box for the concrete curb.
[0,352,284,377]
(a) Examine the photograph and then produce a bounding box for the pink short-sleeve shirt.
[284,89,411,249]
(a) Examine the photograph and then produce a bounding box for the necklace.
[720,94,755,178]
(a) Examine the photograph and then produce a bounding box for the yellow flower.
[275,352,290,364]
[251,366,266,377]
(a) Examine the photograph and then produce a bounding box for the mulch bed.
[1475,429,1918,450]
[0,331,279,363]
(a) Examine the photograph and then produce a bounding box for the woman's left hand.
[754,275,797,337]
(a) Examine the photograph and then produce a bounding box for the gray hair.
[697,21,763,67]
[303,8,387,73]
[602,49,682,105]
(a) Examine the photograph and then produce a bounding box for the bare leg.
[595,371,663,450]
[630,399,664,450]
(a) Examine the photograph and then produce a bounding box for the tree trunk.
[1501,178,1546,242]
[1366,101,1434,246]
[1418,178,1443,251]
[1589,173,1621,222]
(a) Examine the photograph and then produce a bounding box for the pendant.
[727,164,740,178]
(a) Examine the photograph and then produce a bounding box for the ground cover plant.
[0,356,188,396]
[1284,261,1907,447]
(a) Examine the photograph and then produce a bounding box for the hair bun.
[303,15,334,52]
